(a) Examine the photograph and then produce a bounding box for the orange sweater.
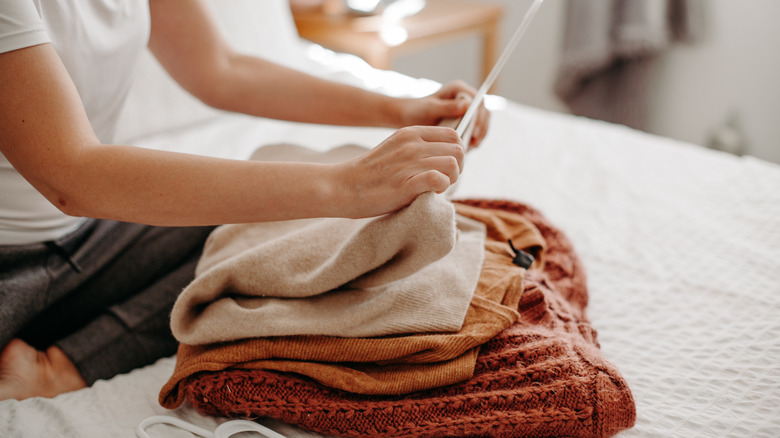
[167,200,635,438]
[161,203,547,404]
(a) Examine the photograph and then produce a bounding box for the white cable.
[214,419,288,438]
[136,416,288,438]
[136,416,213,438]
[456,0,545,138]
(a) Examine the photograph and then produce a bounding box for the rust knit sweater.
[161,204,547,401]
[165,200,635,437]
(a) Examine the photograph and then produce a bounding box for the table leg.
[482,19,500,93]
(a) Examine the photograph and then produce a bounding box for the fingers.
[407,169,452,195]
[436,88,472,119]
[403,139,463,195]
[437,102,489,148]
[340,124,468,218]
[443,95,471,118]
[437,80,476,100]
[420,155,462,184]
[409,124,462,144]
[434,82,491,147]
[384,126,464,192]
[470,104,491,147]
[404,127,466,171]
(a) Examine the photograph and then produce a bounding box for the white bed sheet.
[2,61,779,438]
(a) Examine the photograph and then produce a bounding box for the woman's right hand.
[332,126,465,218]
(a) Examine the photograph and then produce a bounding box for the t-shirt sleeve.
[0,0,50,54]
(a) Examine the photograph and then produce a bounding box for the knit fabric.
[160,204,547,403]
[174,200,636,437]
[171,190,487,344]
[171,143,489,343]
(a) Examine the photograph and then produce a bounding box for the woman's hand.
[397,80,491,148]
[332,126,465,218]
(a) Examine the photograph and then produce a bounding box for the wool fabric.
[167,200,636,437]
[160,204,546,402]
[170,144,489,344]
[170,189,486,344]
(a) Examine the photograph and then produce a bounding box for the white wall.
[648,0,780,164]
[391,0,780,165]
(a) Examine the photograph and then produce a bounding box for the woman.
[0,0,490,400]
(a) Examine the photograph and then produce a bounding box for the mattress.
[2,55,779,438]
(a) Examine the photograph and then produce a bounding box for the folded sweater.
[172,200,636,438]
[160,204,547,403]
[171,145,487,344]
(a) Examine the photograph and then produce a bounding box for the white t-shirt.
[0,0,150,245]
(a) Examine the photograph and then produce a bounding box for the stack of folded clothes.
[159,145,635,438]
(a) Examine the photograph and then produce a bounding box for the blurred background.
[290,0,780,165]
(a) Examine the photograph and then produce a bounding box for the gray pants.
[0,219,214,384]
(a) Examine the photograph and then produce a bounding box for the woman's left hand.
[397,80,491,148]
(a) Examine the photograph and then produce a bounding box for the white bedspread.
[458,104,780,438]
[2,78,779,438]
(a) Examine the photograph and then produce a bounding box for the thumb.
[441,96,471,118]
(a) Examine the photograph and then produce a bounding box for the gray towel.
[554,0,702,130]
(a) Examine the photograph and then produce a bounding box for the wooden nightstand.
[291,0,504,90]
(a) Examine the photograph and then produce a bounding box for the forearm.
[147,0,411,129]
[2,34,465,229]
[53,144,343,226]
[205,54,407,128]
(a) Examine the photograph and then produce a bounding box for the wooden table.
[291,0,504,88]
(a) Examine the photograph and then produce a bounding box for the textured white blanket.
[2,101,779,438]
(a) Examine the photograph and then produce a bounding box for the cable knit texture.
[160,204,546,402]
[173,200,636,437]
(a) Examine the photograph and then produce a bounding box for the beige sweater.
[160,202,547,404]
[170,145,486,344]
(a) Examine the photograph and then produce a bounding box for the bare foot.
[0,338,87,401]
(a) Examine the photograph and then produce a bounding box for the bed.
[2,1,779,437]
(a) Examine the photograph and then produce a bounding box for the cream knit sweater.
[170,145,486,344]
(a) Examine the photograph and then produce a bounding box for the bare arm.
[0,44,464,226]
[147,0,490,141]
[148,0,403,127]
